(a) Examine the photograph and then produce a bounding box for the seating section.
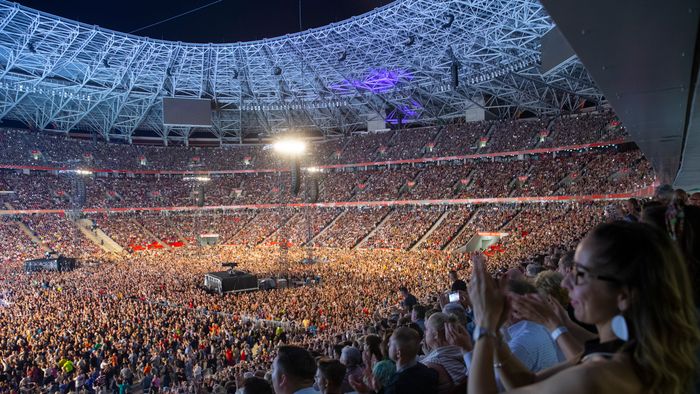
[0,112,658,394]
[0,148,654,211]
[0,111,626,172]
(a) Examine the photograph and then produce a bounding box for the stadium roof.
[542,0,699,190]
[0,0,604,144]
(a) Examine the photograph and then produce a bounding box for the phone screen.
[448,292,459,303]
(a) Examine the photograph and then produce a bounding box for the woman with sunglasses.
[467,221,700,394]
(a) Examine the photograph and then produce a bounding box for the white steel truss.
[0,0,603,144]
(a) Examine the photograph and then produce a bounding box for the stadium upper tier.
[0,0,603,144]
[0,112,626,171]
[0,148,652,211]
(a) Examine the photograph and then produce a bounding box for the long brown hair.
[587,221,700,394]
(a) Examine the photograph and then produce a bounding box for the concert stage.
[203,270,258,293]
[24,256,76,272]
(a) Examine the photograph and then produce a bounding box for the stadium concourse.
[0,0,699,393]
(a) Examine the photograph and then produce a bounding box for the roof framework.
[0,0,603,144]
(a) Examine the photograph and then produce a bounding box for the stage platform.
[24,256,76,273]
[203,270,258,293]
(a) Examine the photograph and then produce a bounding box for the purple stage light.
[329,68,413,94]
[385,98,423,124]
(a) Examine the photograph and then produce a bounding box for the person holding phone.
[449,270,467,292]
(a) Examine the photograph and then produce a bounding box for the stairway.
[307,210,345,246]
[409,210,450,251]
[353,208,394,250]
[443,208,478,251]
[224,212,258,244]
[15,219,53,253]
[165,216,189,244]
[261,212,298,245]
[75,218,124,253]
[130,217,171,250]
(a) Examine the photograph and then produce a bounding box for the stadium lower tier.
[0,198,628,391]
[2,201,623,267]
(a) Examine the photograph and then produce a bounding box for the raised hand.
[445,322,473,352]
[349,373,372,394]
[467,253,505,331]
[510,293,562,331]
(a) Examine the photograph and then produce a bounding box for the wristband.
[473,326,497,342]
[550,326,569,342]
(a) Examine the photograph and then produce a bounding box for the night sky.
[18,0,394,43]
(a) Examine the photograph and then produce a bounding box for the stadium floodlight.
[74,169,93,175]
[183,176,211,182]
[273,139,307,156]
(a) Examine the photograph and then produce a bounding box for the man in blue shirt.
[503,279,561,371]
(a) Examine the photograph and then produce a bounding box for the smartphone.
[448,291,459,303]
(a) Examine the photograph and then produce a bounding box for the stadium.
[0,0,698,393]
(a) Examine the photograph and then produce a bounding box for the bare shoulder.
[508,358,642,394]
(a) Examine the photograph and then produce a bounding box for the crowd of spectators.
[1,192,697,393]
[540,110,626,148]
[314,208,391,248]
[424,122,491,158]
[0,112,627,173]
[419,209,475,250]
[0,147,655,212]
[362,208,441,249]
[20,215,101,258]
[482,119,548,153]
[5,111,700,394]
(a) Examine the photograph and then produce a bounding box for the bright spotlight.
[74,169,93,175]
[183,176,211,182]
[273,139,307,156]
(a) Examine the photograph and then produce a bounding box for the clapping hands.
[467,252,506,331]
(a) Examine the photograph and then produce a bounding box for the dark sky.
[18,0,394,43]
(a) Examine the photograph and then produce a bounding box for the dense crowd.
[3,109,700,394]
[0,111,625,173]
[0,148,654,212]
[0,189,698,393]
[1,200,634,258]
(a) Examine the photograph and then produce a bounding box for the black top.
[384,363,438,394]
[579,338,631,364]
[451,279,467,292]
[402,293,418,311]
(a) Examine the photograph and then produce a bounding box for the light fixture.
[183,176,211,182]
[273,139,307,156]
